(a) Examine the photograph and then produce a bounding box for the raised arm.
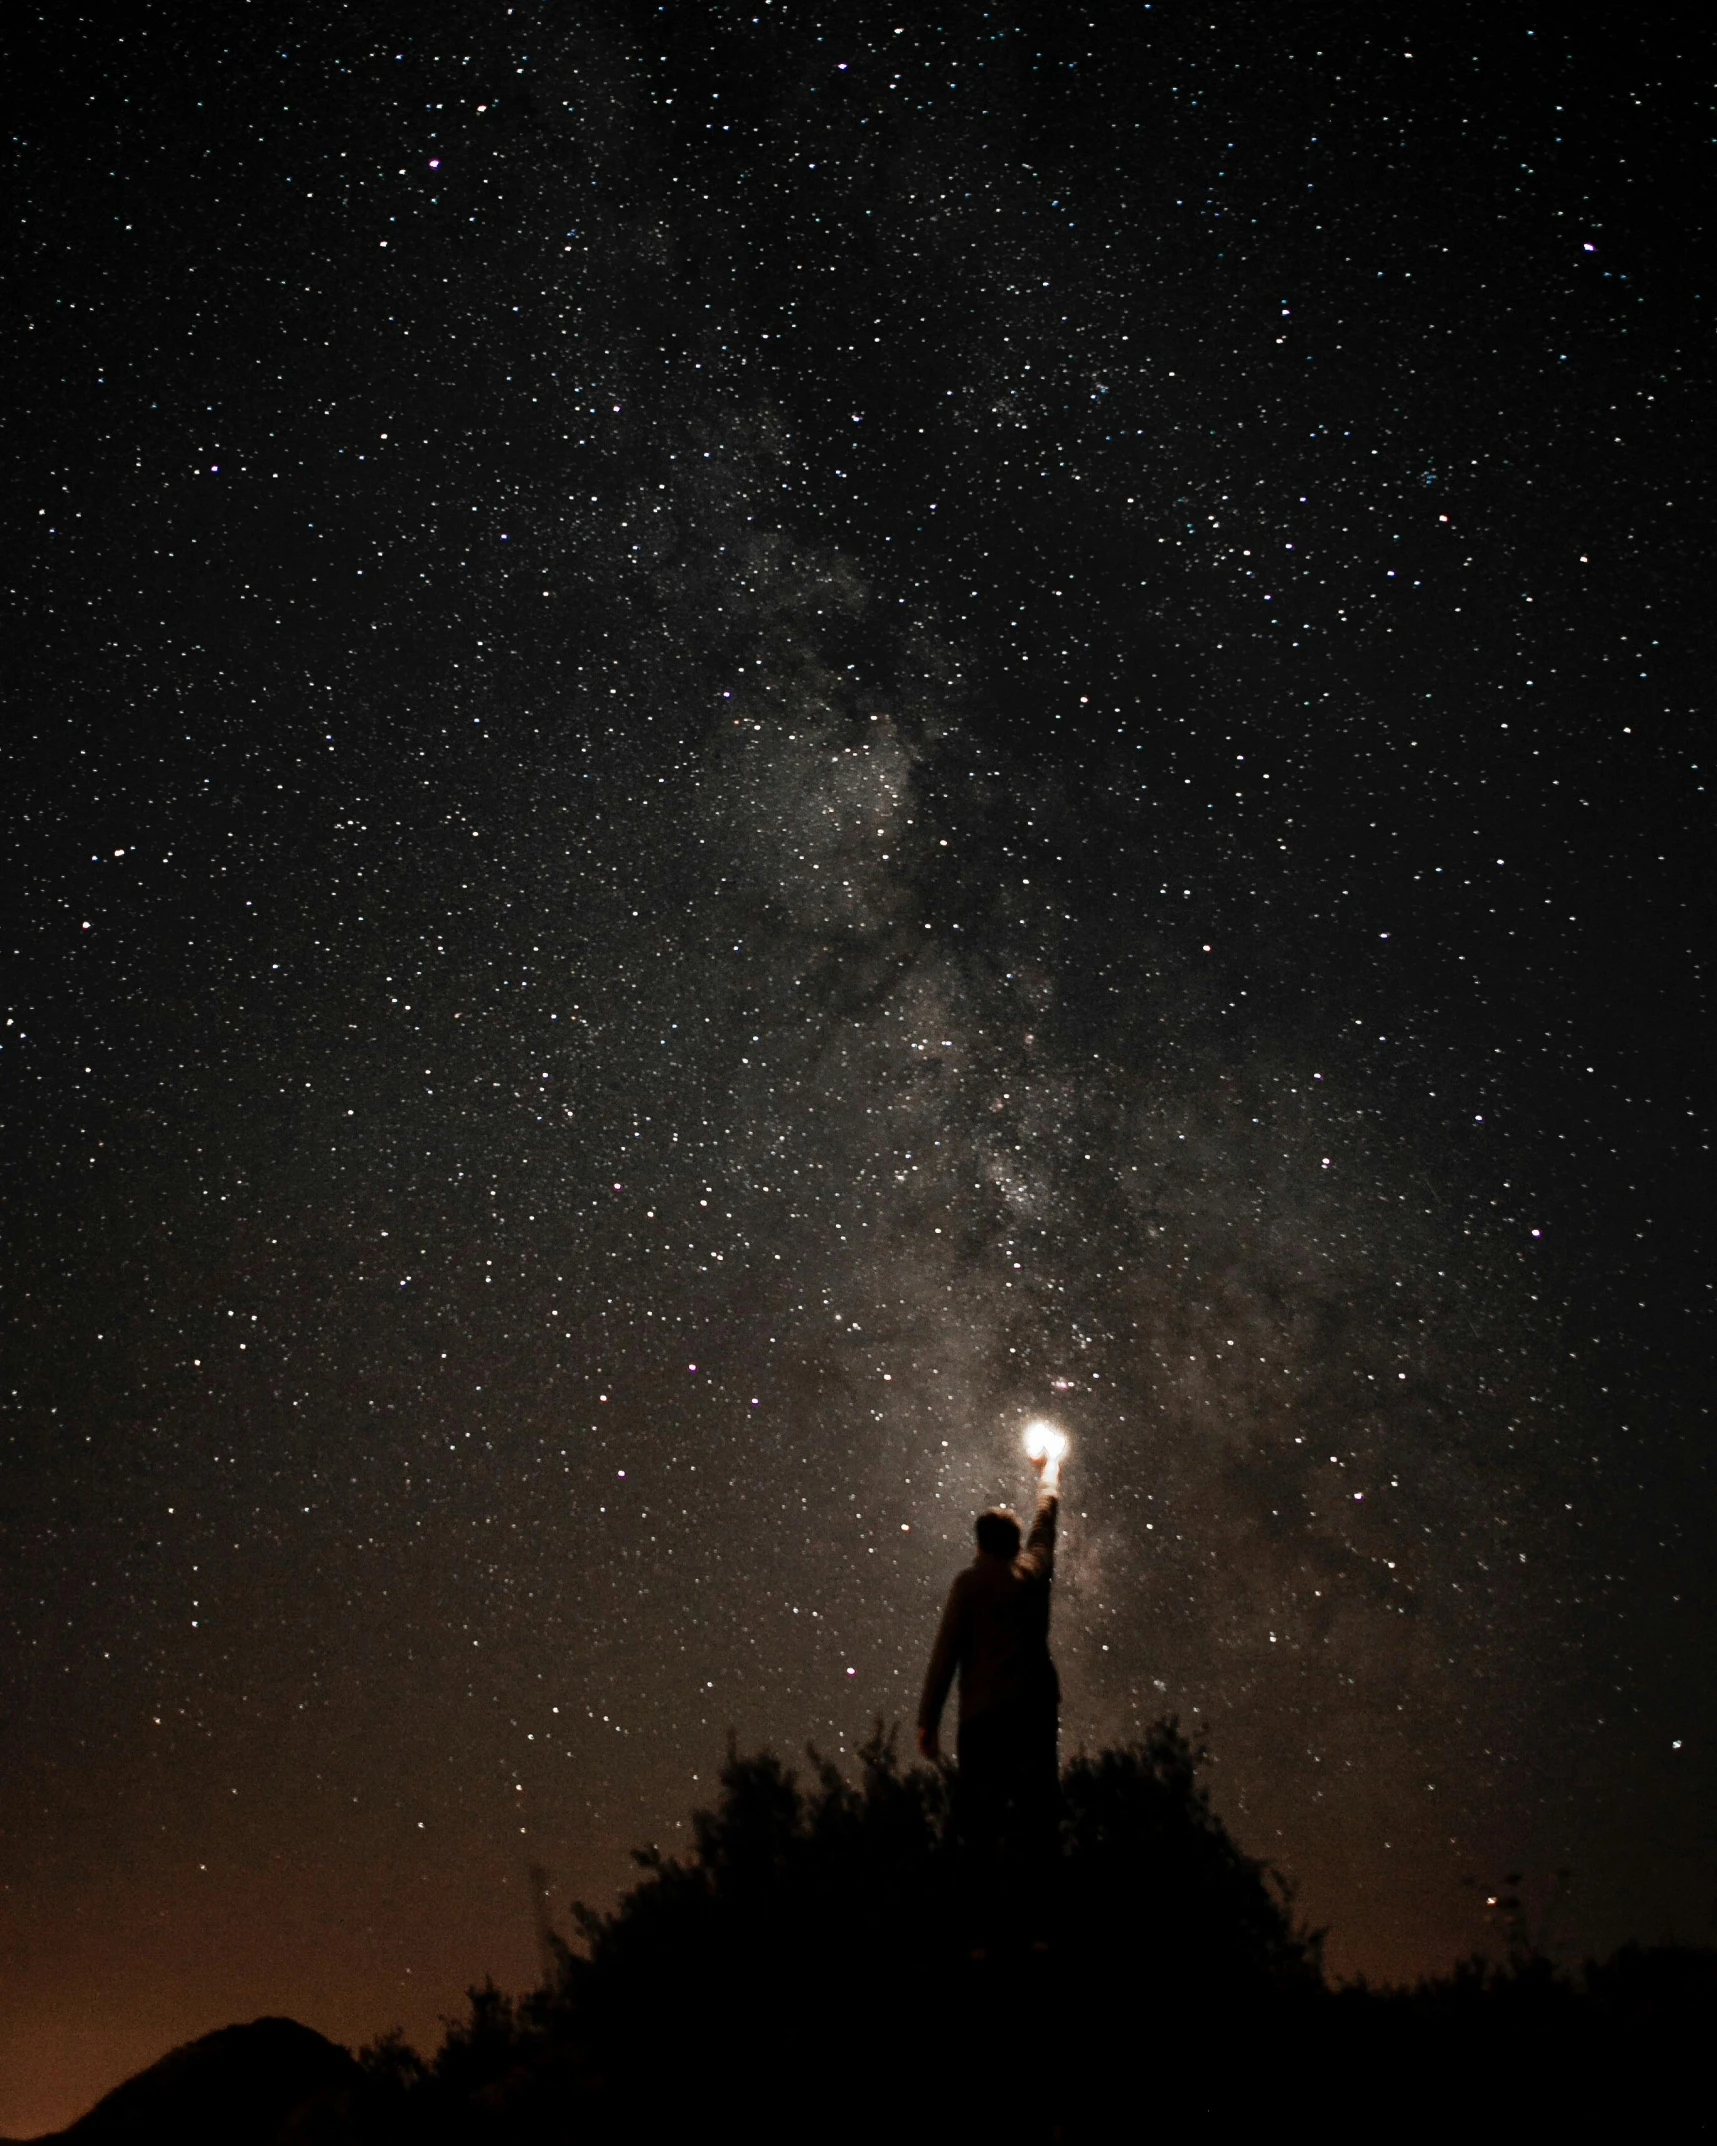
[1018,1483,1059,1581]
[1017,1447,1060,1579]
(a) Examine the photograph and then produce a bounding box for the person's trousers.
[956,1699,1059,1866]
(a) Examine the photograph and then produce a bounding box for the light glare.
[1022,1420,1068,1464]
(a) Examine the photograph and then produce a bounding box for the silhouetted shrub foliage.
[346,1719,1708,2145]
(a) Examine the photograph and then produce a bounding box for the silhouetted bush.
[361,1718,1327,2142]
[1059,1719,1322,1991]
[345,1719,1711,2144]
[22,1719,1707,2143]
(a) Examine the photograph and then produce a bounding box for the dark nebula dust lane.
[3,4,1711,2131]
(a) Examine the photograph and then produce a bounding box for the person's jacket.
[918,1490,1059,1735]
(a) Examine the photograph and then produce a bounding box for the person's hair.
[975,1507,1022,1559]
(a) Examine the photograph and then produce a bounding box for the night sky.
[3,4,1711,2131]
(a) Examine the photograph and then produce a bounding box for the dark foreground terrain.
[15,1725,1711,2145]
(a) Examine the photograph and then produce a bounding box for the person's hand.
[1030,1449,1061,1496]
[916,1724,941,1763]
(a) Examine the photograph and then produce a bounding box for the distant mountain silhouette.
[4,2017,360,2146]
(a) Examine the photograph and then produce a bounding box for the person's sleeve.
[918,1576,968,1734]
[1019,1489,1058,1581]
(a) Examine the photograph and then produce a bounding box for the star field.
[2,5,1710,2131]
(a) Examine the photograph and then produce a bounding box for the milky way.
[3,6,1709,2129]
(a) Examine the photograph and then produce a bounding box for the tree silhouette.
[364,1717,1325,2141]
[347,1719,1712,2142]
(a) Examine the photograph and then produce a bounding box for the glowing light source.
[1022,1420,1068,1465]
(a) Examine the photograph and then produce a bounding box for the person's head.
[974,1507,1022,1560]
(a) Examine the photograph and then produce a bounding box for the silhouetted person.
[918,1447,1061,1885]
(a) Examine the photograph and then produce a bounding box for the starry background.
[3,2,1711,2130]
